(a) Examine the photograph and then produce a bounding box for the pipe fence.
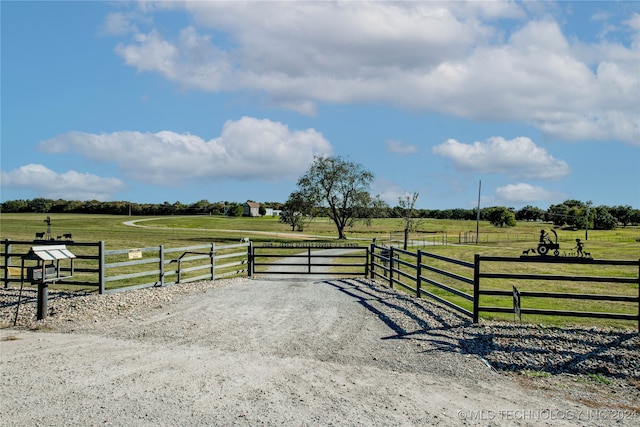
[370,244,640,331]
[2,239,250,294]
[3,239,639,330]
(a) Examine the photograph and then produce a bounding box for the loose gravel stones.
[1,276,638,410]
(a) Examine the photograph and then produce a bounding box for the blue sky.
[1,1,638,210]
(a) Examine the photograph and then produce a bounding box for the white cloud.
[100,12,140,36]
[494,182,565,204]
[432,136,570,180]
[386,139,418,156]
[107,2,639,144]
[38,117,332,185]
[371,178,407,207]
[625,13,640,33]
[0,164,125,201]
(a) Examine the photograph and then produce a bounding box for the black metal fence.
[3,239,639,330]
[250,243,369,276]
[370,244,474,318]
[370,244,640,331]
[2,240,102,290]
[474,255,640,330]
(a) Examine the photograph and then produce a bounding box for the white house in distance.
[243,201,261,217]
[242,201,281,217]
[264,208,282,217]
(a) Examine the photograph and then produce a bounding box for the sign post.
[513,285,521,322]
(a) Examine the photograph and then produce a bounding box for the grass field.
[1,213,638,329]
[2,212,639,247]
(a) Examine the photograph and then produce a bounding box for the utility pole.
[585,206,589,240]
[475,180,481,244]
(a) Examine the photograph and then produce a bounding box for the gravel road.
[1,272,639,425]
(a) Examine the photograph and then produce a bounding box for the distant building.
[264,208,282,217]
[243,201,261,217]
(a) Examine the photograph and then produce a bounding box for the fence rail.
[370,244,640,331]
[474,254,640,331]
[251,245,369,276]
[3,239,639,331]
[2,239,250,294]
[2,240,102,289]
[370,244,474,318]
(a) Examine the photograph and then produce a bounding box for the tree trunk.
[337,228,347,239]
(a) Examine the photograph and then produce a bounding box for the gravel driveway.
[1,272,639,425]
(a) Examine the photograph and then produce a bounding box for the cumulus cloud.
[100,12,140,36]
[0,164,125,201]
[38,117,332,186]
[386,139,418,156]
[107,1,639,144]
[432,136,570,180]
[371,178,410,207]
[494,182,565,204]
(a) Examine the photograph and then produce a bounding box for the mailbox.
[20,245,76,320]
[27,265,57,281]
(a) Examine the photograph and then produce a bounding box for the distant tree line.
[0,198,282,217]
[3,197,637,231]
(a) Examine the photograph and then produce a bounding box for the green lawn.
[2,212,639,249]
[2,213,638,329]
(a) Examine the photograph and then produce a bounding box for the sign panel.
[513,285,521,321]
[128,249,142,259]
[260,242,361,248]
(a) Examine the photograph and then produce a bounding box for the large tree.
[295,155,380,239]
[516,205,545,222]
[397,191,422,250]
[280,190,316,231]
[487,206,516,227]
[593,205,617,230]
[398,191,422,232]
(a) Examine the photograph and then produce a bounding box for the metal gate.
[250,244,369,276]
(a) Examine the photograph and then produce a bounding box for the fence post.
[473,254,480,323]
[370,244,375,279]
[637,259,640,333]
[159,245,165,287]
[307,247,312,274]
[416,250,422,298]
[4,239,11,288]
[98,241,105,294]
[248,242,253,277]
[389,246,394,288]
[210,243,216,280]
[364,246,369,277]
